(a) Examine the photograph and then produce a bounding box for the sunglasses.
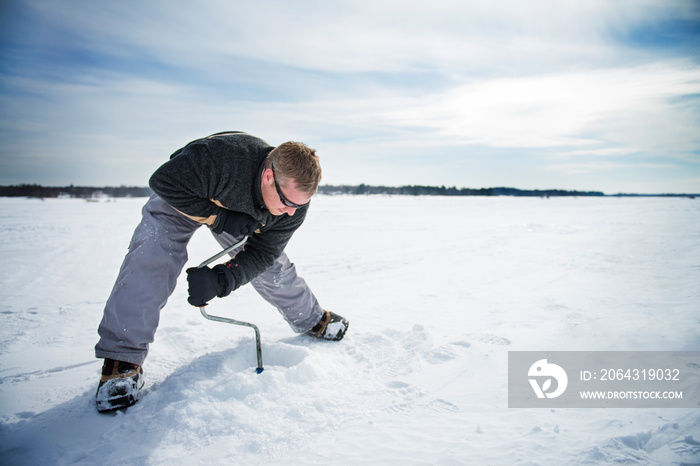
[271,164,309,209]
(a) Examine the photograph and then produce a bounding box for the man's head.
[261,142,322,216]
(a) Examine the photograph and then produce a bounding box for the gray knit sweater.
[149,132,309,290]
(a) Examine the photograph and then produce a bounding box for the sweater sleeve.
[223,205,309,290]
[148,142,221,218]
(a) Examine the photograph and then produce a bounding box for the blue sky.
[1,0,699,193]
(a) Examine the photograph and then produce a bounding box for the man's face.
[261,168,311,216]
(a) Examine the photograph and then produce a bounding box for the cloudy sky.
[1,0,699,193]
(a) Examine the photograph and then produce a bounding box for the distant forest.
[318,184,605,197]
[0,184,695,198]
[0,184,154,199]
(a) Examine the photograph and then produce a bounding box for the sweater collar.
[254,155,267,211]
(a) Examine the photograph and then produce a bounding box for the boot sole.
[96,393,138,413]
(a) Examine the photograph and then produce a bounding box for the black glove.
[186,264,235,307]
[211,209,258,237]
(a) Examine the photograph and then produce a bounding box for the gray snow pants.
[95,194,323,365]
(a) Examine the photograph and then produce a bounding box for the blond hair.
[266,142,322,195]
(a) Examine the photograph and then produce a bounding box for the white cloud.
[373,61,700,155]
[22,0,698,75]
[544,161,628,176]
[556,148,642,158]
[2,58,698,187]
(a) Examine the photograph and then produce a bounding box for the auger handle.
[197,235,249,269]
[196,235,263,374]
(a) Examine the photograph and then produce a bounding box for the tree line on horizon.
[0,184,154,199]
[2,183,698,198]
[318,184,606,197]
[0,183,610,198]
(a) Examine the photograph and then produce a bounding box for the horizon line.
[0,183,698,198]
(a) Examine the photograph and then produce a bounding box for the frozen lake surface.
[1,195,698,464]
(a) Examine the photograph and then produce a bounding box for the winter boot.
[95,359,144,413]
[307,310,349,341]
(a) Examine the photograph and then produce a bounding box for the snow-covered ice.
[0,195,698,465]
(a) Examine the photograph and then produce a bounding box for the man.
[94,131,349,413]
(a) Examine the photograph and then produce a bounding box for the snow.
[1,195,699,465]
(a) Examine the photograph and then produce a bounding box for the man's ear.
[262,168,273,183]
